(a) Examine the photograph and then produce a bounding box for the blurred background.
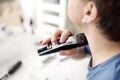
[0,0,81,38]
[0,0,89,80]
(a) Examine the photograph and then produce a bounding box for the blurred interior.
[0,0,89,80]
[0,0,23,26]
[0,0,80,38]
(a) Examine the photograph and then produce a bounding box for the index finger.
[51,29,63,43]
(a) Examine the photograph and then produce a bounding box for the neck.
[84,26,120,67]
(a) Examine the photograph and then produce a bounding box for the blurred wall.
[0,0,24,26]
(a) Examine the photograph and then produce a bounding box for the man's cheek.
[67,10,73,21]
[67,7,72,18]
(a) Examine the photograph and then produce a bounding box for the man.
[41,0,120,80]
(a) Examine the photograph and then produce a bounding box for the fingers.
[40,29,72,45]
[40,37,51,45]
[59,49,76,56]
[40,29,63,45]
[59,48,78,58]
[51,29,72,43]
[51,29,63,43]
[60,30,72,43]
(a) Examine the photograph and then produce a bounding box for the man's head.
[68,0,120,42]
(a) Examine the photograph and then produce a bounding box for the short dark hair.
[91,0,120,42]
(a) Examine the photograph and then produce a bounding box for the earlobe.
[82,16,87,24]
[82,15,91,24]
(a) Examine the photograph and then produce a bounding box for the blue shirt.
[87,53,120,80]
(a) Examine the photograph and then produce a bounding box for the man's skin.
[41,0,120,67]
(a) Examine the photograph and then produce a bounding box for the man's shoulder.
[87,54,120,80]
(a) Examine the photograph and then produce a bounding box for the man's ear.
[82,1,98,24]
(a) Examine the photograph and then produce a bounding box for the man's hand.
[40,29,89,59]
